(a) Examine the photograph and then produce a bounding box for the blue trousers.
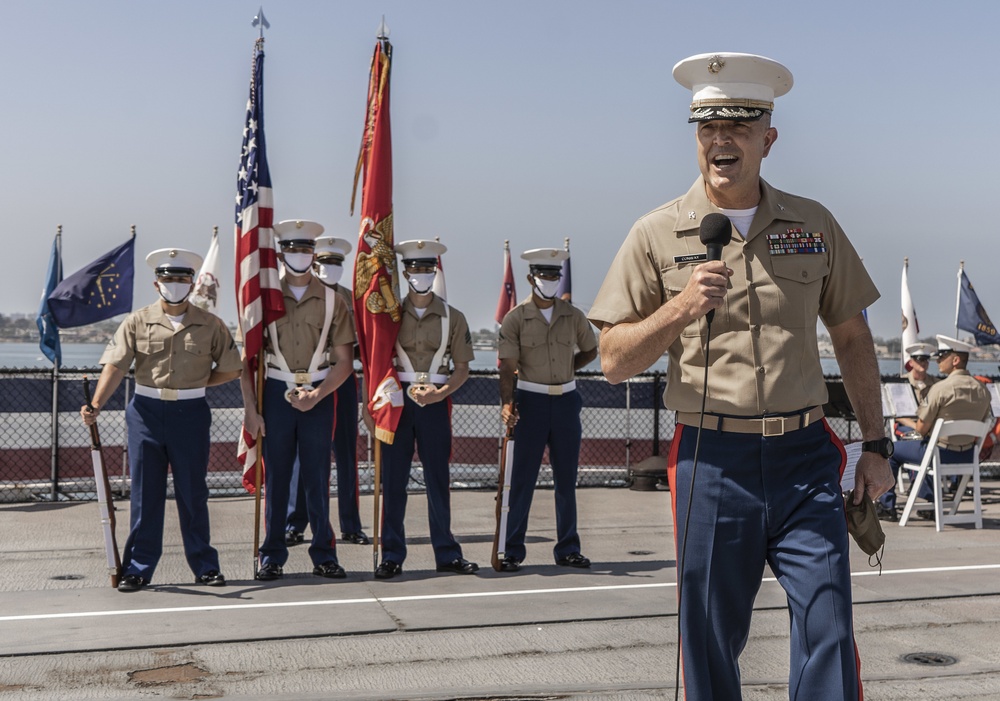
[379,388,463,566]
[878,439,972,510]
[287,375,362,535]
[259,379,338,567]
[122,395,220,582]
[504,389,583,562]
[668,420,861,701]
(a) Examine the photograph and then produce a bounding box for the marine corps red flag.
[494,240,517,324]
[351,30,404,444]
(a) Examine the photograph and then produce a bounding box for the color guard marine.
[497,247,598,572]
[284,235,370,547]
[370,239,479,579]
[81,248,243,592]
[240,220,356,582]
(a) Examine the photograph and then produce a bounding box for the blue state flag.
[48,235,135,328]
[35,232,63,365]
[957,269,1000,345]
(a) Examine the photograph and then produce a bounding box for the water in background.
[3,341,999,377]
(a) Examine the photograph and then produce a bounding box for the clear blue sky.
[5,0,998,341]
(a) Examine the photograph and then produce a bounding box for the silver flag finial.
[252,7,270,39]
[377,15,389,40]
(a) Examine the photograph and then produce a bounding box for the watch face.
[882,438,894,458]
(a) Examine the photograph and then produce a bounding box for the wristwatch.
[861,437,894,458]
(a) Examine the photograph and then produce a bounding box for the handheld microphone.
[698,213,732,324]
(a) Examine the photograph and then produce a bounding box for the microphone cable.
[673,315,715,701]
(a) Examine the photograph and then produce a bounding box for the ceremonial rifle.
[83,376,122,588]
[491,412,516,572]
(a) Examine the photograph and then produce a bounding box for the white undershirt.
[288,284,308,301]
[165,313,185,331]
[413,306,427,319]
[718,206,758,238]
[539,306,553,323]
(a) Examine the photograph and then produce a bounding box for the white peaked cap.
[935,334,976,354]
[673,52,793,123]
[145,248,203,276]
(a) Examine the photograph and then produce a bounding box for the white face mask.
[406,272,436,295]
[157,281,192,305]
[532,276,561,300]
[283,252,314,274]
[316,264,344,286]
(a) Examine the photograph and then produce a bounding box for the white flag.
[432,254,447,301]
[901,259,919,372]
[191,228,221,315]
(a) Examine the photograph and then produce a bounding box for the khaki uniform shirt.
[396,294,474,375]
[268,277,355,371]
[919,369,992,450]
[909,373,938,405]
[100,303,242,389]
[589,176,880,415]
[498,298,598,385]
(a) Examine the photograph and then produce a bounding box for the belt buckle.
[415,372,430,385]
[762,416,785,437]
[160,388,178,401]
[293,371,311,385]
[547,385,563,396]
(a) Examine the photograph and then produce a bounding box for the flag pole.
[252,347,265,577]
[901,257,908,376]
[956,261,964,339]
[49,225,63,503]
[372,439,382,572]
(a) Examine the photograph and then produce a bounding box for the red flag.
[350,36,404,444]
[494,240,517,324]
[234,40,284,492]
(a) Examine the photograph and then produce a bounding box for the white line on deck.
[1,563,998,623]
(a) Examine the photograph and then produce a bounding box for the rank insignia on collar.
[688,211,697,219]
[766,229,827,255]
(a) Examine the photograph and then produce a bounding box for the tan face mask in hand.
[844,489,885,573]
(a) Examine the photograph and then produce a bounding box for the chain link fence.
[2,367,996,503]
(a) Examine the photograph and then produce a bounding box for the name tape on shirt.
[673,253,708,263]
[767,229,826,255]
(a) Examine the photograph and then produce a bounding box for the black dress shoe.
[313,561,346,579]
[195,570,227,586]
[374,560,403,579]
[255,563,283,581]
[499,556,522,572]
[341,531,371,545]
[436,557,479,575]
[117,573,148,592]
[874,503,898,522]
[285,530,305,546]
[556,552,591,568]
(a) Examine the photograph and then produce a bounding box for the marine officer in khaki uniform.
[885,335,992,516]
[241,220,356,581]
[371,239,479,579]
[81,248,243,592]
[498,248,598,572]
[588,53,893,700]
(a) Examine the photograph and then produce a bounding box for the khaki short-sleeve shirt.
[498,298,598,385]
[909,374,938,405]
[268,277,355,371]
[100,303,242,389]
[396,294,474,375]
[588,176,880,415]
[919,369,992,449]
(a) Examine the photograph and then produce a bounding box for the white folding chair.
[898,418,993,531]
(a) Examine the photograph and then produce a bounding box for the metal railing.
[2,367,994,503]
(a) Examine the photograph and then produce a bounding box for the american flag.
[235,40,284,492]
